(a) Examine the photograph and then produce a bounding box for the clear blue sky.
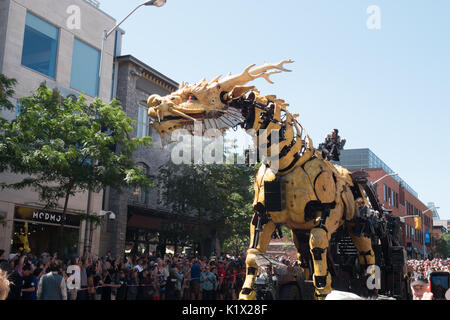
[101,0,450,220]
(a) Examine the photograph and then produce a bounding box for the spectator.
[200,265,217,300]
[77,256,89,300]
[175,266,184,300]
[165,267,179,300]
[31,268,42,300]
[6,254,25,300]
[190,258,201,300]
[154,259,167,300]
[37,262,67,300]
[100,266,113,300]
[126,269,138,300]
[217,261,227,300]
[20,264,35,300]
[410,275,433,300]
[115,270,128,301]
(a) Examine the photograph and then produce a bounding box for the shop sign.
[14,207,80,227]
[32,211,65,223]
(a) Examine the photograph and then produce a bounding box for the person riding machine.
[319,129,346,162]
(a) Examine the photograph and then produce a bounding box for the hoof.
[239,288,257,300]
[314,292,328,300]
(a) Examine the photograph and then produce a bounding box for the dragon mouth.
[161,113,205,122]
[150,106,245,145]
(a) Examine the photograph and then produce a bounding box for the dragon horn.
[218,60,294,91]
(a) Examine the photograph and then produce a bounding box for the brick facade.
[362,169,433,258]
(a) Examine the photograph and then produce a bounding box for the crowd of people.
[407,258,450,279]
[0,248,249,301]
[1,246,448,301]
[406,258,449,300]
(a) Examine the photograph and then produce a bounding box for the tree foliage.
[432,233,450,258]
[0,74,17,112]
[0,74,18,172]
[157,161,257,256]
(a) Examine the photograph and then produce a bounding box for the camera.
[429,271,450,300]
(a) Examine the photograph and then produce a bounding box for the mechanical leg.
[309,206,337,300]
[239,210,276,301]
[350,234,376,296]
[350,234,375,267]
[292,230,312,280]
[309,226,332,300]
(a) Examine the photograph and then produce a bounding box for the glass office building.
[335,148,418,198]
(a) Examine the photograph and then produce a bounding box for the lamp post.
[373,173,398,185]
[98,0,167,95]
[401,206,439,260]
[421,206,439,260]
[90,0,166,255]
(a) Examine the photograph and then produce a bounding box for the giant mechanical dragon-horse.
[146,61,376,300]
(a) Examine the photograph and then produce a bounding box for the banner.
[425,231,431,244]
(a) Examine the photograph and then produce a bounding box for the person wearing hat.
[411,275,433,300]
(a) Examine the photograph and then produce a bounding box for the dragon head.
[147,60,294,143]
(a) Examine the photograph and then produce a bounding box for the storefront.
[12,206,81,257]
[125,206,213,257]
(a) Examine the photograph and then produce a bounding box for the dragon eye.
[188,94,198,101]
[170,96,181,102]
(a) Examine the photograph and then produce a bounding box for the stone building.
[99,55,216,258]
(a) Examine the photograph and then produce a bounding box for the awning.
[127,215,161,230]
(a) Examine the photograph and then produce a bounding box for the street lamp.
[373,173,398,185]
[98,0,167,93]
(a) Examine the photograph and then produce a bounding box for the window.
[134,163,149,204]
[21,12,59,78]
[71,38,100,97]
[391,189,394,206]
[387,187,391,206]
[383,184,387,202]
[137,105,150,138]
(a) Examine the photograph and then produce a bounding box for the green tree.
[2,83,153,257]
[0,74,16,113]
[0,74,18,172]
[157,161,256,256]
[432,233,450,258]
